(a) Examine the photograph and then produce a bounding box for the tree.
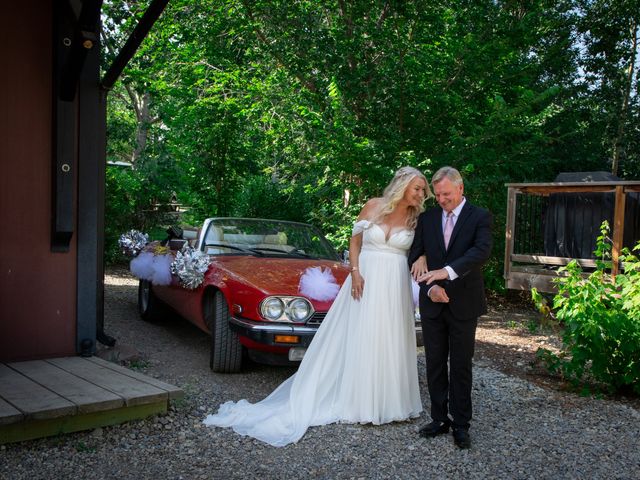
[101,0,636,291]
[575,0,640,177]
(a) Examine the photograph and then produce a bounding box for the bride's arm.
[349,233,364,301]
[349,198,380,300]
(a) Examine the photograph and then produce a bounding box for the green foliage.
[228,174,315,222]
[102,0,639,292]
[527,318,541,334]
[104,162,179,263]
[531,287,558,332]
[533,222,640,395]
[104,167,143,263]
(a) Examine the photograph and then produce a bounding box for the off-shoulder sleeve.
[352,220,371,236]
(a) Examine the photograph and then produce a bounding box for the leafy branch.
[533,221,640,395]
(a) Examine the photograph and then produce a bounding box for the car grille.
[306,312,326,326]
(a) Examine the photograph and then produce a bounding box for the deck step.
[0,356,183,444]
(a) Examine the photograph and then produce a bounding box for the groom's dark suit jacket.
[409,201,492,320]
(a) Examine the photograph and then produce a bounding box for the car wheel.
[138,279,163,322]
[205,291,243,373]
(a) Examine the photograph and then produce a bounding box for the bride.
[203,166,432,446]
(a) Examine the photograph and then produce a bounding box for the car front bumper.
[229,316,318,348]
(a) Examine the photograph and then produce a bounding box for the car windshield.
[201,218,339,260]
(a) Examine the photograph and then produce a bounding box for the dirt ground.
[475,290,640,410]
[474,290,564,389]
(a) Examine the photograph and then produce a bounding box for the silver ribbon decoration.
[171,244,211,289]
[119,229,149,257]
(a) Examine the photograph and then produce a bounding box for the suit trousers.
[422,305,477,428]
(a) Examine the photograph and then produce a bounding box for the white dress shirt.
[442,197,466,281]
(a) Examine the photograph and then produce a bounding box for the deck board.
[9,360,124,414]
[0,356,183,444]
[87,356,183,400]
[0,364,76,420]
[47,357,167,407]
[0,397,23,426]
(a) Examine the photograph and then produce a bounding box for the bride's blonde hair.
[372,166,431,229]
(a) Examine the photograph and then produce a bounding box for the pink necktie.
[444,212,454,249]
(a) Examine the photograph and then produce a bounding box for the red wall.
[0,2,77,361]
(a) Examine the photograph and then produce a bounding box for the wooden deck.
[0,356,183,444]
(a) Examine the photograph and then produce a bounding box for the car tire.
[205,291,243,373]
[138,279,163,322]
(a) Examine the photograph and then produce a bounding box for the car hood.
[209,256,350,295]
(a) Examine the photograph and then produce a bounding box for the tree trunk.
[123,85,158,167]
[611,20,638,177]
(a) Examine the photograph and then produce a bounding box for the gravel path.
[1,271,639,480]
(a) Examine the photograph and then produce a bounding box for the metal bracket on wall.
[51,1,102,252]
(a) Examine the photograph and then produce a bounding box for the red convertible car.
[137,217,350,373]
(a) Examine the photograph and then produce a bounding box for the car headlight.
[287,298,311,322]
[259,297,314,322]
[261,297,284,321]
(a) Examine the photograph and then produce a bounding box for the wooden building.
[1,0,169,361]
[0,1,180,444]
[0,1,106,361]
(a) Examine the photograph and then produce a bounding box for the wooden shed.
[503,175,640,293]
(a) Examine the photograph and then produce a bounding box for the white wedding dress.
[203,220,422,446]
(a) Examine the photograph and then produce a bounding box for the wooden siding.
[0,2,78,361]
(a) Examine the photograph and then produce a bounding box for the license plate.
[288,347,306,362]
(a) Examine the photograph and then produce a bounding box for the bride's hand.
[411,255,427,281]
[351,271,364,301]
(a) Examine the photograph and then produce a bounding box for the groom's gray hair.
[432,166,463,186]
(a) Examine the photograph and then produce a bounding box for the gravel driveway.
[1,270,639,480]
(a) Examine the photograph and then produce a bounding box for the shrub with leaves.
[533,221,640,395]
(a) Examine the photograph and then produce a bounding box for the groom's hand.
[418,268,449,285]
[428,285,449,303]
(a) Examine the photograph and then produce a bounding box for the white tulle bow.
[130,251,173,286]
[298,267,340,301]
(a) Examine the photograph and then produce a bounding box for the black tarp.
[543,172,640,259]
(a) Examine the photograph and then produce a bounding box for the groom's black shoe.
[452,427,471,449]
[418,420,450,438]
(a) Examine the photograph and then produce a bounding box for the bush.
[533,221,640,395]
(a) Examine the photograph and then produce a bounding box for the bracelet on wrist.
[351,266,359,272]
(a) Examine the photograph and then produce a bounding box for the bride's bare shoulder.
[358,198,383,220]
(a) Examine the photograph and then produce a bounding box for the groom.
[409,166,492,449]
